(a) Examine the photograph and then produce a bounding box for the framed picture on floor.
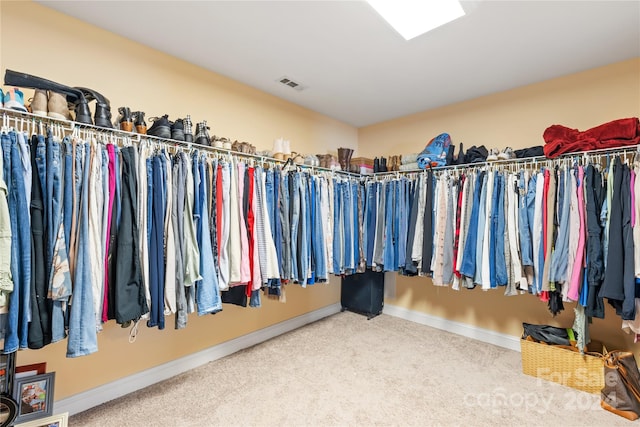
[14,411,68,427]
[15,363,47,380]
[12,372,55,424]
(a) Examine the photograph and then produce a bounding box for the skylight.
[366,0,466,40]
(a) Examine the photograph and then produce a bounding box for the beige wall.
[359,58,640,158]
[360,58,640,352]
[1,1,353,400]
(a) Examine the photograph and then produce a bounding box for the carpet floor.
[70,311,629,426]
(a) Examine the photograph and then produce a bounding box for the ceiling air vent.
[277,76,306,91]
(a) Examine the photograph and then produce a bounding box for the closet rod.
[372,143,640,178]
[0,107,362,178]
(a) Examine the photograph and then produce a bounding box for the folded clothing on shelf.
[514,146,544,159]
[400,153,419,164]
[543,117,640,158]
[399,162,419,171]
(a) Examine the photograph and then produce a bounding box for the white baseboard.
[56,303,342,416]
[383,304,521,352]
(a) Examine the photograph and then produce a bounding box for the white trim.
[55,303,342,416]
[383,304,521,352]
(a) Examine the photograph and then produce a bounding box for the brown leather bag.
[601,351,640,421]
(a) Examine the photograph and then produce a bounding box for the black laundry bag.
[522,323,577,346]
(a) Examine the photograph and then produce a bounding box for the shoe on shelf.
[133,111,147,134]
[195,121,211,146]
[232,140,242,152]
[498,147,514,160]
[171,118,185,141]
[47,91,71,120]
[30,89,48,116]
[74,87,113,128]
[147,115,172,139]
[486,148,499,161]
[118,107,133,132]
[183,115,193,143]
[3,88,28,113]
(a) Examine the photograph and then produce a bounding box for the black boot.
[118,107,133,132]
[446,144,455,166]
[374,157,380,173]
[380,157,387,172]
[75,87,113,128]
[456,143,466,165]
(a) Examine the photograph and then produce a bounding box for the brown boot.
[337,148,349,171]
[134,111,147,134]
[118,107,133,132]
[346,149,354,171]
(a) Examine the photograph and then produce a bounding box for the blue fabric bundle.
[417,133,451,169]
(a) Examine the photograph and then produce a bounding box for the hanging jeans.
[332,179,342,274]
[494,173,508,286]
[383,180,396,271]
[459,171,483,279]
[197,158,222,314]
[365,182,377,267]
[67,143,98,357]
[2,131,31,353]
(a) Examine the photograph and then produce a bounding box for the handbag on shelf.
[601,350,640,421]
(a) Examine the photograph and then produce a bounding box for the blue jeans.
[383,181,395,271]
[265,170,275,240]
[49,136,69,343]
[67,143,98,357]
[298,173,309,284]
[550,168,569,282]
[351,181,360,271]
[332,178,342,274]
[2,132,32,352]
[342,180,353,271]
[365,182,377,267]
[46,132,63,268]
[197,157,222,314]
[474,173,488,284]
[63,140,73,255]
[290,172,300,280]
[494,173,507,286]
[459,171,483,278]
[519,172,536,267]
[489,172,498,287]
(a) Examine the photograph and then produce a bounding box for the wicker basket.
[520,338,604,394]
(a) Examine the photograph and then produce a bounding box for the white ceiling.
[39,0,640,127]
